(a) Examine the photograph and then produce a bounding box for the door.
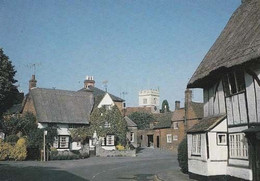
[147,135,153,147]
[157,136,160,148]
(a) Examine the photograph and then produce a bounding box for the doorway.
[157,136,160,148]
[147,135,153,147]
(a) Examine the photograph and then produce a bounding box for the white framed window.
[143,98,147,104]
[130,132,134,142]
[192,134,201,155]
[217,133,227,145]
[173,122,178,129]
[173,135,178,141]
[104,121,111,128]
[166,134,172,143]
[229,133,248,159]
[59,136,69,149]
[106,135,115,146]
[222,69,245,97]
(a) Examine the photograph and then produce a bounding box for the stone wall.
[96,146,136,157]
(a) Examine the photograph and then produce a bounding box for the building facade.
[187,0,260,180]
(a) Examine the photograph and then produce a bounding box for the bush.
[0,139,12,160]
[116,144,125,151]
[50,154,80,160]
[5,134,19,144]
[177,136,188,173]
[80,152,89,159]
[10,138,27,161]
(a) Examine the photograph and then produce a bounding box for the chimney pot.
[29,74,37,90]
[175,101,180,110]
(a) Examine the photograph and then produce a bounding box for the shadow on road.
[0,164,89,181]
[117,174,154,181]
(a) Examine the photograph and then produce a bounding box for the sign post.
[43,130,47,161]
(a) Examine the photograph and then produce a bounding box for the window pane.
[222,75,231,96]
[228,72,237,94]
[235,70,245,92]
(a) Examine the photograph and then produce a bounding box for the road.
[0,148,179,181]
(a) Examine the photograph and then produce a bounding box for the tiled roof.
[30,88,94,124]
[153,112,173,129]
[187,114,226,133]
[124,107,152,116]
[79,86,124,102]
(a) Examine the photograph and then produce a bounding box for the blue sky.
[0,0,241,109]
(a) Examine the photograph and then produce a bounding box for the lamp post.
[43,130,47,161]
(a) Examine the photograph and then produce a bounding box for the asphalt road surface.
[0,148,178,181]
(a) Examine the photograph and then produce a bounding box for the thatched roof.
[124,116,137,127]
[79,86,124,103]
[187,114,226,133]
[188,0,260,88]
[30,88,94,124]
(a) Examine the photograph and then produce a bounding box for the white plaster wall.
[71,142,81,150]
[208,132,228,161]
[228,126,248,133]
[189,159,208,176]
[211,118,227,132]
[57,124,70,135]
[38,123,47,129]
[188,133,208,175]
[227,166,253,181]
[229,159,249,167]
[98,93,114,108]
[102,146,116,150]
[38,123,70,135]
[207,162,227,175]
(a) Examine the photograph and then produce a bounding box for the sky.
[0,0,241,110]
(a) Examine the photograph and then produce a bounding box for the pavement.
[154,169,193,181]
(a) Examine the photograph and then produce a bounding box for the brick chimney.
[185,89,192,106]
[29,75,37,90]
[175,101,180,110]
[84,76,95,88]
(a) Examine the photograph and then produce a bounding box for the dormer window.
[222,69,245,97]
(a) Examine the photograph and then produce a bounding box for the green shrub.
[0,139,12,160]
[10,138,27,161]
[177,136,188,174]
[80,152,89,159]
[5,135,19,144]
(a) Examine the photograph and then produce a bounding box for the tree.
[69,126,89,144]
[178,136,188,173]
[88,106,127,145]
[0,48,17,117]
[128,112,155,129]
[161,100,170,113]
